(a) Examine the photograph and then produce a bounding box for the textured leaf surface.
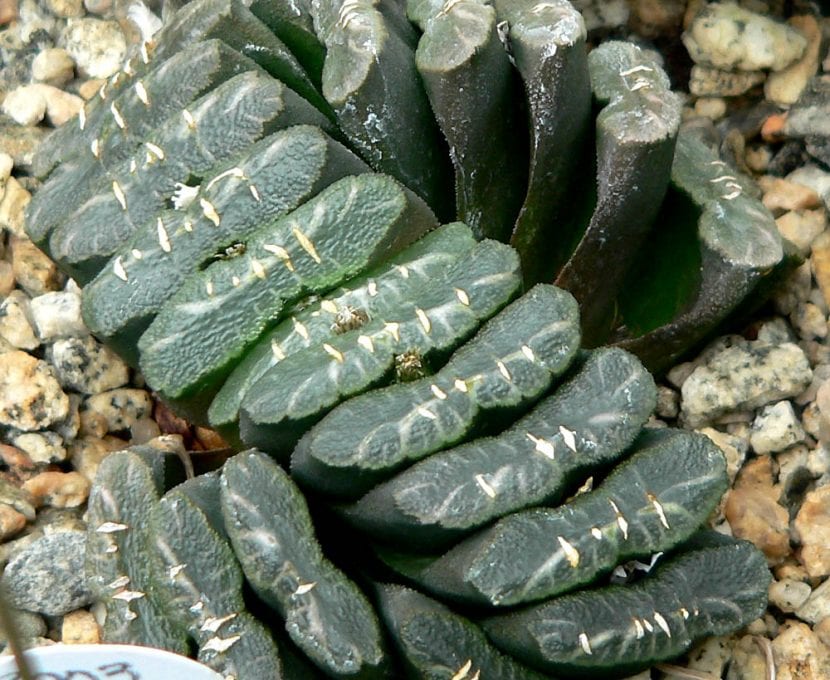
[345,347,656,549]
[138,173,438,418]
[376,584,546,680]
[556,41,682,345]
[312,0,451,215]
[221,450,387,678]
[405,429,727,607]
[292,284,580,499]
[209,222,477,440]
[500,0,591,285]
[483,534,771,678]
[239,238,521,456]
[616,128,787,372]
[85,451,187,653]
[414,0,524,240]
[83,124,367,365]
[196,611,284,680]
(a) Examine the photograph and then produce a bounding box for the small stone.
[794,485,830,577]
[745,143,772,173]
[11,431,67,464]
[0,290,39,351]
[77,78,105,100]
[28,291,87,342]
[761,112,787,143]
[787,165,830,208]
[0,504,27,541]
[49,335,129,394]
[693,96,727,120]
[0,261,14,297]
[803,402,821,439]
[683,635,733,677]
[61,609,100,644]
[571,0,628,32]
[724,457,790,564]
[771,621,830,679]
[769,579,812,613]
[83,0,111,14]
[759,176,822,213]
[55,393,82,442]
[0,351,68,431]
[44,0,83,17]
[0,124,48,174]
[22,471,90,508]
[0,530,91,616]
[31,47,75,87]
[682,3,807,72]
[816,380,830,445]
[776,557,810,583]
[60,18,126,79]
[725,634,768,680]
[78,410,108,438]
[0,443,36,473]
[627,0,685,38]
[765,14,822,107]
[11,235,61,297]
[775,209,826,256]
[697,426,748,483]
[654,385,679,419]
[680,338,812,427]
[40,85,84,127]
[791,301,827,340]
[1,84,47,126]
[773,260,812,316]
[130,416,160,445]
[83,388,153,434]
[0,610,46,645]
[797,576,830,624]
[0,176,31,236]
[0,0,18,24]
[750,401,806,454]
[689,65,765,97]
[757,316,797,345]
[69,435,126,483]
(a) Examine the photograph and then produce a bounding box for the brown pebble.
[813,232,830,311]
[794,485,830,578]
[61,609,100,644]
[759,176,822,213]
[0,443,35,471]
[815,617,830,649]
[77,79,105,100]
[11,235,61,296]
[772,620,830,678]
[0,504,27,541]
[22,471,91,508]
[761,112,788,142]
[194,426,228,451]
[724,457,790,564]
[0,0,18,24]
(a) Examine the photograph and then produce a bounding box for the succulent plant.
[26,0,782,676]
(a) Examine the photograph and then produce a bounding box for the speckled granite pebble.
[681,338,813,427]
[29,291,87,341]
[0,350,69,431]
[82,388,152,433]
[48,335,129,394]
[11,430,67,464]
[0,530,92,616]
[60,18,125,79]
[0,290,39,351]
[750,400,806,454]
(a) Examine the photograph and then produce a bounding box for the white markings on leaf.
[653,611,671,637]
[292,318,309,340]
[620,64,654,76]
[91,138,100,158]
[156,217,171,253]
[206,168,245,191]
[182,108,196,129]
[172,183,198,210]
[124,611,138,621]
[231,276,240,287]
[184,220,193,232]
[321,300,338,314]
[475,474,497,498]
[415,307,431,333]
[294,582,316,596]
[105,545,118,553]
[107,576,131,589]
[557,536,580,568]
[271,340,285,361]
[112,589,145,602]
[642,619,654,633]
[455,288,470,305]
[97,521,128,533]
[559,425,577,452]
[578,632,592,655]
[633,618,645,639]
[417,406,437,420]
[131,249,143,260]
[454,378,468,393]
[521,344,536,362]
[112,181,127,210]
[591,527,603,540]
[202,635,241,653]
[648,493,670,529]
[113,257,128,282]
[263,244,293,271]
[249,184,261,202]
[384,322,400,342]
[292,227,321,263]
[680,607,690,620]
[430,384,448,400]
[201,613,237,633]
[323,343,344,363]
[134,81,149,106]
[145,141,164,161]
[451,660,472,680]
[358,335,374,353]
[200,198,221,226]
[189,601,204,613]
[78,106,86,130]
[168,564,187,578]
[205,280,214,296]
[526,433,555,460]
[110,102,125,129]
[368,280,378,297]
[251,258,266,280]
[129,159,137,174]
[609,499,629,539]
[396,265,410,279]
[497,360,511,381]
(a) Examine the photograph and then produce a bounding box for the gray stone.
[785,77,830,139]
[0,290,39,351]
[689,65,765,97]
[0,609,46,645]
[570,0,628,31]
[0,478,36,522]
[29,291,87,341]
[48,335,129,394]
[796,574,830,624]
[11,431,67,464]
[791,302,827,340]
[683,3,807,72]
[681,338,813,427]
[757,317,797,345]
[697,427,748,484]
[750,401,807,454]
[0,351,69,431]
[83,388,153,433]
[655,385,679,419]
[60,18,126,79]
[0,530,91,616]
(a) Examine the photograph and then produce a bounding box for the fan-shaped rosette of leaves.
[30,0,779,676]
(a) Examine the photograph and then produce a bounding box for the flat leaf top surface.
[415,1,494,72]
[495,0,585,49]
[139,173,437,401]
[83,125,367,349]
[377,585,546,680]
[292,284,580,499]
[240,238,521,452]
[346,347,656,548]
[221,451,386,677]
[209,222,477,434]
[483,537,771,677]
[416,429,727,607]
[672,129,782,268]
